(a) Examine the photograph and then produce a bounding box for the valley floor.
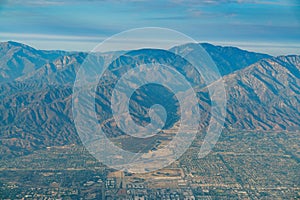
[0,130,299,199]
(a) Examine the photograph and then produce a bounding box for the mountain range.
[0,41,299,158]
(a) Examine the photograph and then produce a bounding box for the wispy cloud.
[171,0,296,6]
[1,32,106,41]
[1,0,299,55]
[5,0,149,6]
[6,0,65,6]
[143,16,188,21]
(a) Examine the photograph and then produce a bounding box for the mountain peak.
[171,42,271,76]
[6,40,24,46]
[1,41,36,50]
[0,41,69,82]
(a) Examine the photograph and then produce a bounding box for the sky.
[0,0,300,55]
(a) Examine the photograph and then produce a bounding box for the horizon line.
[1,39,300,57]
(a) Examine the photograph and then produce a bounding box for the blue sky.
[0,0,299,55]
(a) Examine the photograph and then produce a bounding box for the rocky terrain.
[0,41,299,158]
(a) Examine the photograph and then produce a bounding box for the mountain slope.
[0,41,67,82]
[201,43,271,75]
[0,41,270,84]
[223,55,300,130]
[16,52,87,85]
[171,43,271,76]
[0,41,299,158]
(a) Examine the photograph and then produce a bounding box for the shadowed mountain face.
[200,43,272,75]
[95,49,205,138]
[171,43,271,76]
[0,41,299,158]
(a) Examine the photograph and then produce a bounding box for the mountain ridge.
[0,41,299,159]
